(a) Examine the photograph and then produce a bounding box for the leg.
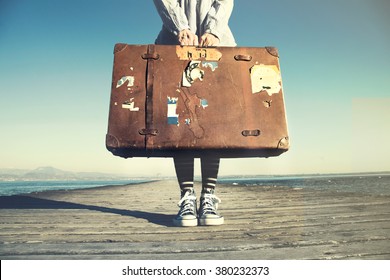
[200,157,220,191]
[172,156,197,227]
[173,156,194,191]
[199,157,224,226]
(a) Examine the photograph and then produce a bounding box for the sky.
[0,0,389,176]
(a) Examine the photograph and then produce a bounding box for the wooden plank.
[0,180,389,259]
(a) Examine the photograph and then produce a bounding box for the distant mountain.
[23,166,73,179]
[28,166,65,174]
[0,166,131,181]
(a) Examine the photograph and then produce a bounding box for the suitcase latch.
[139,129,159,136]
[141,53,160,60]
[234,54,252,62]
[242,130,261,137]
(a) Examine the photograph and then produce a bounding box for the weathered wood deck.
[0,180,389,259]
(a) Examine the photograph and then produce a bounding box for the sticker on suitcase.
[122,98,139,111]
[182,61,204,87]
[178,89,206,139]
[200,99,208,109]
[202,61,218,71]
[250,64,281,95]
[116,76,135,89]
[176,46,222,61]
[182,61,219,87]
[167,97,179,125]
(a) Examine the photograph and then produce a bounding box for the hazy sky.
[0,0,389,176]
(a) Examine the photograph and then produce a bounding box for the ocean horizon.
[0,179,155,197]
[0,173,389,197]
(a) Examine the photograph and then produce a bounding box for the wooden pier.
[0,180,389,259]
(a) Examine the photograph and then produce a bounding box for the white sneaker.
[198,189,224,226]
[173,188,198,227]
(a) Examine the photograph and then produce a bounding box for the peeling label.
[200,99,208,109]
[178,88,206,138]
[122,98,139,111]
[167,97,179,125]
[182,61,204,87]
[116,76,135,89]
[176,46,222,61]
[263,100,272,108]
[202,61,218,71]
[250,65,281,95]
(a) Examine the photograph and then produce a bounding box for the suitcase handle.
[242,130,261,137]
[234,54,252,62]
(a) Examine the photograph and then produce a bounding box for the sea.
[0,173,389,197]
[0,179,154,197]
[219,173,390,196]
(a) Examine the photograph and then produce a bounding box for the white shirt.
[153,0,236,46]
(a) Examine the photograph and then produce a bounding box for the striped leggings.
[173,156,220,192]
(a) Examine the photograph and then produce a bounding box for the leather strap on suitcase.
[139,45,159,148]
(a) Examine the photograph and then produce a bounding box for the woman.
[153,0,236,227]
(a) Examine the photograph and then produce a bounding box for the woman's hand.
[178,30,220,47]
[199,33,220,47]
[178,29,198,46]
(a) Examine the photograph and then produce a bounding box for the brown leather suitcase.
[106,44,289,158]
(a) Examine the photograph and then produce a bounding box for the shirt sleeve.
[153,0,190,35]
[203,0,234,39]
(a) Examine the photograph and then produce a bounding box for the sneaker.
[173,188,198,227]
[198,188,224,226]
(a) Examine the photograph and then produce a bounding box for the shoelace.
[200,193,221,215]
[177,191,197,216]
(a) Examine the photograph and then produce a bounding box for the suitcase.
[106,44,289,158]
